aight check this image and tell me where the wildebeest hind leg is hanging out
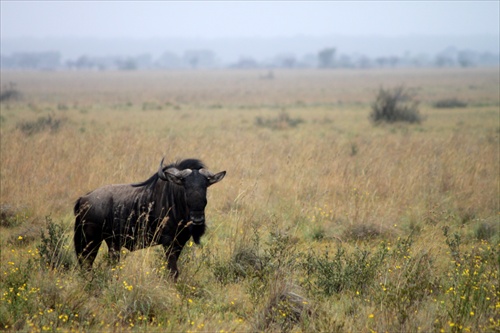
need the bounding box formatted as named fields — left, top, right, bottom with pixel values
left=104, top=236, right=121, bottom=264
left=76, top=223, right=103, bottom=270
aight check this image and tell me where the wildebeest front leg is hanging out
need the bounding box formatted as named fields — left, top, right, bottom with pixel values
left=163, top=243, right=183, bottom=281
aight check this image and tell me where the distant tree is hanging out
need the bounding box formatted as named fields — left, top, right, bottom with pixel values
left=157, top=52, right=182, bottom=68
left=300, top=53, right=318, bottom=68
left=183, top=50, right=216, bottom=69
left=274, top=54, right=297, bottom=68
left=117, top=58, right=137, bottom=70
left=73, top=55, right=94, bottom=69
left=337, top=54, right=354, bottom=68
left=370, top=86, right=422, bottom=124
left=1, top=52, right=61, bottom=69
left=318, top=48, right=336, bottom=68
left=186, top=55, right=199, bottom=68
left=282, top=56, right=296, bottom=68
left=458, top=51, right=475, bottom=67
left=134, top=54, right=153, bottom=69
left=357, top=56, right=372, bottom=69
left=435, top=55, right=455, bottom=67
left=232, top=57, right=259, bottom=69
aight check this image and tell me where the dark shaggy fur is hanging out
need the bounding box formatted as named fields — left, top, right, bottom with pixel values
left=74, top=158, right=224, bottom=279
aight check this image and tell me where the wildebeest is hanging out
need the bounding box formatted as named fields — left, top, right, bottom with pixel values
left=74, top=158, right=225, bottom=279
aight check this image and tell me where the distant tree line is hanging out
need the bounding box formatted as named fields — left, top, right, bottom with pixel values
left=1, top=51, right=62, bottom=70
left=1, top=47, right=498, bottom=70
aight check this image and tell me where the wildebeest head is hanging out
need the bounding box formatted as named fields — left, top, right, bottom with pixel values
left=157, top=158, right=225, bottom=243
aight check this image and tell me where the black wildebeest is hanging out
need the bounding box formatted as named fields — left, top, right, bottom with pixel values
left=74, top=158, right=225, bottom=279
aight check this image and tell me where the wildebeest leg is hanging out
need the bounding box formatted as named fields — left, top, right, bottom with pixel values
left=163, top=243, right=183, bottom=281
left=76, top=222, right=103, bottom=270
left=104, top=236, right=121, bottom=264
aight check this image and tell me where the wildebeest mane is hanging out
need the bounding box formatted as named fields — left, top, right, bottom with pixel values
left=132, top=158, right=206, bottom=188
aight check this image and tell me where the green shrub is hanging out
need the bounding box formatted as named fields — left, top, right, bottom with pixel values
left=342, top=223, right=385, bottom=241
left=255, top=111, right=304, bottom=130
left=0, top=257, right=36, bottom=330
left=370, top=86, right=422, bottom=124
left=0, top=205, right=27, bottom=228
left=16, top=115, right=66, bottom=136
left=376, top=251, right=438, bottom=326
left=212, top=246, right=263, bottom=284
left=302, top=245, right=387, bottom=296
left=37, top=217, right=74, bottom=270
left=254, top=281, right=309, bottom=332
left=441, top=227, right=499, bottom=332
left=309, top=225, right=326, bottom=241
left=434, top=98, right=467, bottom=108
left=473, top=220, right=498, bottom=241
left=0, top=82, right=21, bottom=102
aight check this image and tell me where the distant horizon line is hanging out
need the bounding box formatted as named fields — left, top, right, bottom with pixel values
left=3, top=33, right=500, bottom=40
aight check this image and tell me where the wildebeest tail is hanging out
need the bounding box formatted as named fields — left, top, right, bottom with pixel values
left=74, top=197, right=85, bottom=216
left=73, top=197, right=85, bottom=257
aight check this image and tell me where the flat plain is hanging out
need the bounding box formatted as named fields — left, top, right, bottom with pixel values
left=1, top=68, right=499, bottom=332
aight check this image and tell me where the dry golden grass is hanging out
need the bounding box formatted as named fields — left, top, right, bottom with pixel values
left=1, top=68, right=499, bottom=332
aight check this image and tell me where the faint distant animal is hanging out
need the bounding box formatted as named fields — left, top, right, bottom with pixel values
left=73, top=158, right=226, bottom=279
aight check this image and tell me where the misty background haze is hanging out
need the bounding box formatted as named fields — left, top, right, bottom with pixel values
left=1, top=1, right=499, bottom=70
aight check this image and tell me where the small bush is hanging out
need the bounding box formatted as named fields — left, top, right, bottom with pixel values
left=474, top=220, right=498, bottom=241
left=255, top=111, right=304, bottom=130
left=309, top=226, right=326, bottom=241
left=212, top=246, right=263, bottom=284
left=343, top=223, right=385, bottom=241
left=1, top=257, right=36, bottom=328
left=254, top=281, right=309, bottom=332
left=142, top=101, right=162, bottom=111
left=0, top=204, right=26, bottom=228
left=37, top=217, right=73, bottom=270
left=370, top=86, right=422, bottom=124
left=0, top=82, right=21, bottom=102
left=434, top=98, right=467, bottom=108
left=302, top=245, right=387, bottom=296
left=16, top=114, right=66, bottom=136
left=376, top=251, right=438, bottom=326
left=441, top=228, right=499, bottom=332
left=57, top=103, right=69, bottom=111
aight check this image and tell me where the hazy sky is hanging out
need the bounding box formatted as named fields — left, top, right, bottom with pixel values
left=2, top=1, right=499, bottom=39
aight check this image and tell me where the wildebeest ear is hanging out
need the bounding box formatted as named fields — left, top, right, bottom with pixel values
left=211, top=171, right=226, bottom=186
left=200, top=169, right=226, bottom=186
left=164, top=168, right=193, bottom=185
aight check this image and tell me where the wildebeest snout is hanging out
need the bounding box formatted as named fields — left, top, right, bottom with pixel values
left=189, top=211, right=205, bottom=225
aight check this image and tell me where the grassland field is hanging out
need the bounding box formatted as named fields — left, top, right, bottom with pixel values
left=0, top=68, right=499, bottom=332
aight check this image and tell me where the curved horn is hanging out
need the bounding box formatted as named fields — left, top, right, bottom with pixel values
left=158, top=157, right=169, bottom=181
left=199, top=168, right=214, bottom=178
left=163, top=168, right=192, bottom=185
left=168, top=168, right=193, bottom=179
